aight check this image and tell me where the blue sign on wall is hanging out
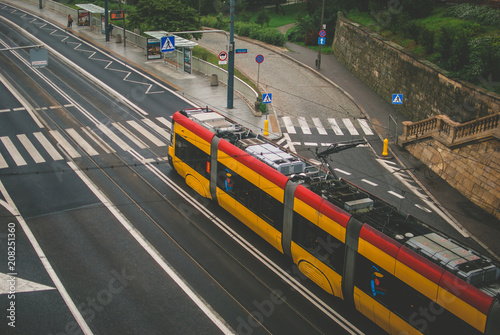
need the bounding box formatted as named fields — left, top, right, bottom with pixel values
left=392, top=94, right=403, bottom=104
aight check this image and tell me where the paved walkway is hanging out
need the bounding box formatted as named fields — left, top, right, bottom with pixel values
left=4, top=0, right=500, bottom=259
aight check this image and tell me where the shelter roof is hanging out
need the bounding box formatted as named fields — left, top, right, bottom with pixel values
left=144, top=31, right=198, bottom=48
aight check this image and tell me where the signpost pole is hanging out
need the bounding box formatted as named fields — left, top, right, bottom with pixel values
left=316, top=0, right=325, bottom=70
left=227, top=0, right=235, bottom=109
left=257, top=63, right=260, bottom=91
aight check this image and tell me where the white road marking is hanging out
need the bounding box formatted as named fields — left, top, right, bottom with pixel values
left=312, top=118, right=327, bottom=135
left=298, top=117, right=311, bottom=135
left=376, top=158, right=469, bottom=237
left=33, top=132, right=64, bottom=161
left=334, top=168, right=351, bottom=176
left=0, top=109, right=10, bottom=113
left=67, top=160, right=234, bottom=335
left=0, top=180, right=94, bottom=335
left=17, top=134, right=45, bottom=163
left=0, top=152, right=8, bottom=169
left=342, top=118, right=359, bottom=135
left=97, top=124, right=131, bottom=151
left=304, top=142, right=318, bottom=146
left=328, top=118, right=343, bottom=135
left=388, top=190, right=405, bottom=199
left=415, top=204, right=432, bottom=213
left=361, top=179, right=378, bottom=187
left=0, top=272, right=55, bottom=294
left=141, top=118, right=171, bottom=142
left=358, top=119, right=374, bottom=135
left=127, top=120, right=165, bottom=147
left=0, top=71, right=44, bottom=128
left=0, top=136, right=27, bottom=166
left=282, top=116, right=296, bottom=134
left=49, top=130, right=81, bottom=158
left=283, top=133, right=296, bottom=153
left=156, top=117, right=172, bottom=130
left=113, top=122, right=149, bottom=149
left=66, top=128, right=99, bottom=156
left=82, top=127, right=114, bottom=154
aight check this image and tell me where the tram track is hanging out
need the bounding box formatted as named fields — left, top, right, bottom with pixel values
left=0, top=11, right=366, bottom=334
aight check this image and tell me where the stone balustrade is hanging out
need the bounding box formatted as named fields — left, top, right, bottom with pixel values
left=400, top=113, right=500, bottom=147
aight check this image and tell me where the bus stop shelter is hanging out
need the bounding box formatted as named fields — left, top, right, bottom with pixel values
left=75, top=4, right=104, bottom=31
left=144, top=31, right=198, bottom=74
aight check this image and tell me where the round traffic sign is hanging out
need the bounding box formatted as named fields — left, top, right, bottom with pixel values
left=255, top=54, right=264, bottom=64
left=218, top=51, right=228, bottom=61
left=319, top=30, right=326, bottom=37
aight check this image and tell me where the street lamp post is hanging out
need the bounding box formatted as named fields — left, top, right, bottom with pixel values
left=227, top=0, right=235, bottom=109
left=105, top=0, right=109, bottom=42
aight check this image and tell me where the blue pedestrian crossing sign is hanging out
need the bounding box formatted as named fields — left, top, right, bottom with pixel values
left=262, top=93, right=272, bottom=104
left=392, top=94, right=403, bottom=104
left=318, top=37, right=326, bottom=45
left=160, top=36, right=175, bottom=53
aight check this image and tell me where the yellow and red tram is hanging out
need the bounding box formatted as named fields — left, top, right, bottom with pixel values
left=168, top=108, right=500, bottom=335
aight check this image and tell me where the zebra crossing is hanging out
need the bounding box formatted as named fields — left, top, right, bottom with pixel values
left=0, top=117, right=172, bottom=170
left=280, top=116, right=374, bottom=136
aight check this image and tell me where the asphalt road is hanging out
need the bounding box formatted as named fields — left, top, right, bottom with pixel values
left=0, top=5, right=384, bottom=335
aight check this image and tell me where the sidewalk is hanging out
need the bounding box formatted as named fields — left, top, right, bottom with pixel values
left=5, top=0, right=280, bottom=138
left=5, top=0, right=500, bottom=259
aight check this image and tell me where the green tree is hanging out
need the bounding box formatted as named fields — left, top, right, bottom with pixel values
left=128, top=0, right=201, bottom=36
left=256, top=9, right=270, bottom=26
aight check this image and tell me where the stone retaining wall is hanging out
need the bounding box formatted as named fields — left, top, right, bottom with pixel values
left=333, top=13, right=500, bottom=123
left=400, top=114, right=500, bottom=219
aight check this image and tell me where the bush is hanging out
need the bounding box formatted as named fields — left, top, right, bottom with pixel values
left=261, top=29, right=286, bottom=46
left=462, top=37, right=500, bottom=82
left=444, top=4, right=500, bottom=26
left=401, top=0, right=434, bottom=19
left=420, top=29, right=435, bottom=54
left=256, top=9, right=270, bottom=27
left=448, top=29, right=470, bottom=71
left=249, top=25, right=262, bottom=40
left=238, top=11, right=252, bottom=23
left=437, top=26, right=454, bottom=62
left=287, top=25, right=304, bottom=43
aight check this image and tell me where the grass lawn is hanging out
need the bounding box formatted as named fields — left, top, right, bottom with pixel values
left=248, top=2, right=307, bottom=28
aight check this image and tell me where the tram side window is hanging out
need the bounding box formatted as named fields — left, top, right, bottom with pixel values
left=260, top=192, right=283, bottom=231
left=217, top=163, right=283, bottom=231
left=354, top=254, right=393, bottom=309
left=217, top=163, right=259, bottom=213
left=175, top=134, right=210, bottom=179
left=354, top=254, right=480, bottom=334
left=292, top=212, right=345, bottom=273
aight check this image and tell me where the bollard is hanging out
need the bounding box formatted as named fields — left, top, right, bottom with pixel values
left=264, top=119, right=269, bottom=136
left=210, top=74, right=218, bottom=86
left=382, top=138, right=389, bottom=157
